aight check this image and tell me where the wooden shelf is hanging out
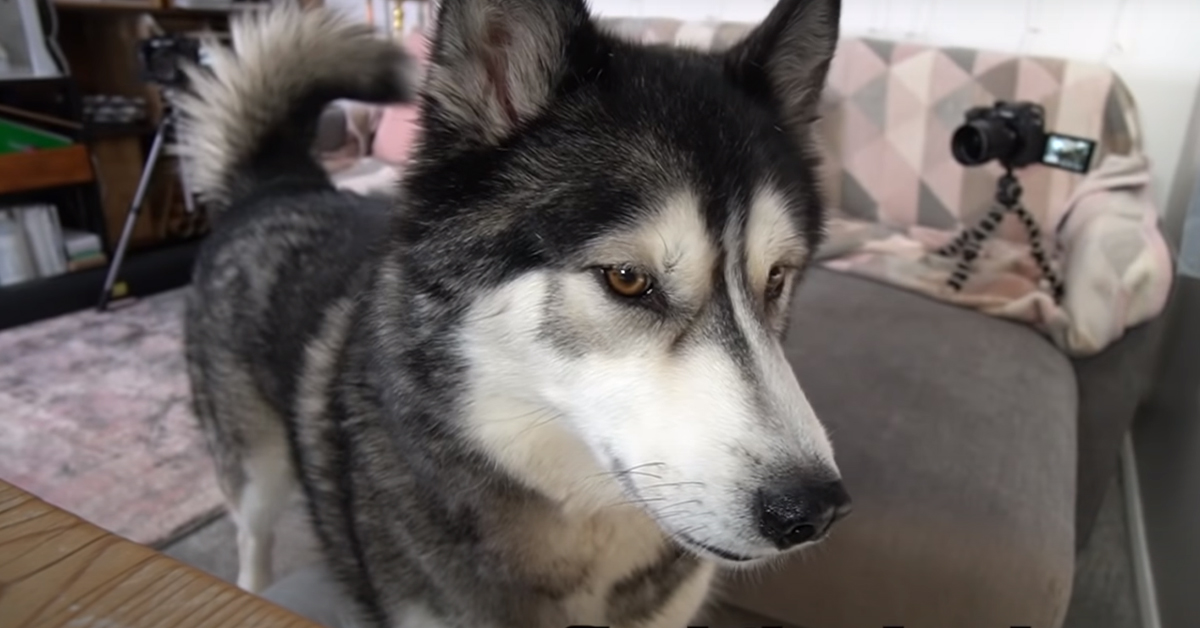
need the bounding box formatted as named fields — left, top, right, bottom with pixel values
left=0, top=145, right=94, bottom=196
left=52, top=0, right=259, bottom=14
left=0, top=237, right=200, bottom=330
left=54, top=0, right=164, bottom=9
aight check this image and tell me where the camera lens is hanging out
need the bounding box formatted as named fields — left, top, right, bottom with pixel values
left=951, top=119, right=1015, bottom=167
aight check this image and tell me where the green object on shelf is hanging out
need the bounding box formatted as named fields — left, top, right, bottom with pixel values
left=0, top=117, right=72, bottom=155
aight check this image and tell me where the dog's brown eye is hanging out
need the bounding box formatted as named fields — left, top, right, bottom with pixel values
left=765, top=265, right=786, bottom=300
left=604, top=266, right=652, bottom=298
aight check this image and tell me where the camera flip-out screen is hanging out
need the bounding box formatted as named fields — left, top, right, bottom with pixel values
left=1041, top=133, right=1096, bottom=174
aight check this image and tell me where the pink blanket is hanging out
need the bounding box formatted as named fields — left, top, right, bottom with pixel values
left=817, top=153, right=1173, bottom=356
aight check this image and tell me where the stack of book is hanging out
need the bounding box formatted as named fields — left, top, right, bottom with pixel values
left=63, top=229, right=107, bottom=272
left=0, top=204, right=107, bottom=287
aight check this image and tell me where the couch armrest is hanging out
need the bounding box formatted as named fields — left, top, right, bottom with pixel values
left=315, top=106, right=350, bottom=155
left=315, top=100, right=388, bottom=160
left=1071, top=289, right=1170, bottom=548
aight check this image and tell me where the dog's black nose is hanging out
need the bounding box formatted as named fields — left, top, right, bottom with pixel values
left=756, top=478, right=852, bottom=550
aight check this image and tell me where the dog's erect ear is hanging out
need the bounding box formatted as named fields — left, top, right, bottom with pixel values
left=725, top=0, right=840, bottom=134
left=422, top=0, right=591, bottom=146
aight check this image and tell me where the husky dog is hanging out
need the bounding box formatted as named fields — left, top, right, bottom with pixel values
left=180, top=0, right=849, bottom=626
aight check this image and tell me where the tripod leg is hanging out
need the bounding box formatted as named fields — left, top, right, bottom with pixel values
left=178, top=150, right=197, bottom=215
left=937, top=232, right=969, bottom=257
left=98, top=119, right=169, bottom=310
left=944, top=206, right=1005, bottom=291
left=937, top=226, right=974, bottom=257
left=940, top=172, right=1017, bottom=259
left=1012, top=204, right=1065, bottom=301
left=938, top=202, right=1006, bottom=257
left=947, top=230, right=984, bottom=291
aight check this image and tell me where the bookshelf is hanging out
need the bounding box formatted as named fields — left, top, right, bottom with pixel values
left=53, top=0, right=168, bottom=10
left=51, top=0, right=268, bottom=15
left=1, top=0, right=364, bottom=328
left=0, top=72, right=116, bottom=326
left=0, top=0, right=271, bottom=328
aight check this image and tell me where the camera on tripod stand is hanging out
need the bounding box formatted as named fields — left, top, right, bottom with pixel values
left=937, top=100, right=1100, bottom=301
left=98, top=33, right=209, bottom=310
left=136, top=34, right=204, bottom=89
left=950, top=100, right=1096, bottom=174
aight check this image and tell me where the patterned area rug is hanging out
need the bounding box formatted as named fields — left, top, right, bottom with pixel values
left=0, top=289, right=224, bottom=547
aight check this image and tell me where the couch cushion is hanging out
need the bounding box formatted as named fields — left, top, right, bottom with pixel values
left=330, top=158, right=400, bottom=197
left=370, top=31, right=430, bottom=166
left=721, top=268, right=1077, bottom=628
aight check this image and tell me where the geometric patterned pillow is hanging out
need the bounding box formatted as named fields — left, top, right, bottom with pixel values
left=816, top=37, right=1143, bottom=242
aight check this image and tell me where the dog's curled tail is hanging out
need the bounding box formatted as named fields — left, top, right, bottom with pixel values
left=176, top=5, right=417, bottom=212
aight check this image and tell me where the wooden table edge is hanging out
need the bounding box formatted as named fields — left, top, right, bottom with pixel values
left=0, top=480, right=324, bottom=628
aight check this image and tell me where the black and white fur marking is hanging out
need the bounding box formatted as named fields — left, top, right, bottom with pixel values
left=180, top=1, right=848, bottom=627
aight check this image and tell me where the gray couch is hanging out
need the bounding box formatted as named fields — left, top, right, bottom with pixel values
left=718, top=267, right=1165, bottom=628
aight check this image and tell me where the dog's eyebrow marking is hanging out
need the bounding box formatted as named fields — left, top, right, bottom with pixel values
left=744, top=186, right=806, bottom=288
left=590, top=190, right=717, bottom=306
left=659, top=226, right=681, bottom=275
left=642, top=192, right=717, bottom=305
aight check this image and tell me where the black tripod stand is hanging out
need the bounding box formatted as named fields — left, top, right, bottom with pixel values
left=97, top=94, right=196, bottom=310
left=936, top=167, right=1065, bottom=302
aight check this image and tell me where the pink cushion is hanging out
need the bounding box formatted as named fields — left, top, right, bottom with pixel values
left=372, top=105, right=421, bottom=165
left=371, top=32, right=430, bottom=166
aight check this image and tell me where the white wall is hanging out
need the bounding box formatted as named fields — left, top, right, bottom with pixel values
left=323, top=0, right=401, bottom=34
left=589, top=0, right=1200, bottom=222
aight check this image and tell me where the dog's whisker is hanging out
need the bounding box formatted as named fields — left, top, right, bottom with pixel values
left=652, top=508, right=706, bottom=521
left=596, top=462, right=667, bottom=482
left=579, top=462, right=668, bottom=490
left=618, top=471, right=664, bottom=480
left=638, top=480, right=707, bottom=491
left=651, top=499, right=704, bottom=515
left=502, top=424, right=561, bottom=454
left=598, top=495, right=669, bottom=511
left=619, top=461, right=668, bottom=471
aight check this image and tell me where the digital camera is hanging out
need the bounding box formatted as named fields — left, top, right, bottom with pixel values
left=950, top=100, right=1097, bottom=174
left=136, top=35, right=203, bottom=88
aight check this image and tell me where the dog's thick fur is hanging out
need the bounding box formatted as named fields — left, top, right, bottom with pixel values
left=180, top=1, right=846, bottom=626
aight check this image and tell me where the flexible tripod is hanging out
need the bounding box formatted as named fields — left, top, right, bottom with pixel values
left=97, top=93, right=196, bottom=310
left=936, top=167, right=1065, bottom=302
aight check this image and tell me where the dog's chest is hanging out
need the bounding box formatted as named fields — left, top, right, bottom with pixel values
left=504, top=505, right=714, bottom=627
